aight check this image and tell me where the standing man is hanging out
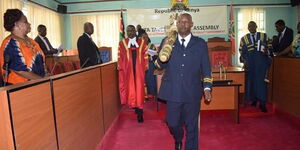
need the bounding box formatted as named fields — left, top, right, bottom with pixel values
left=239, top=21, right=271, bottom=113
left=77, top=22, right=102, bottom=68
left=118, top=25, right=148, bottom=123
left=136, top=24, right=146, bottom=37
left=155, top=13, right=212, bottom=150
left=34, top=24, right=58, bottom=56
left=272, top=19, right=294, bottom=56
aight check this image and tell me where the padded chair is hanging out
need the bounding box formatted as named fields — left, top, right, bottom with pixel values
left=98, top=47, right=112, bottom=63
left=48, top=62, right=63, bottom=75
left=73, top=61, right=81, bottom=70
left=63, top=62, right=75, bottom=72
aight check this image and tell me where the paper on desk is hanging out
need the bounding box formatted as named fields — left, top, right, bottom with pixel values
left=57, top=44, right=64, bottom=51
left=53, top=44, right=64, bottom=56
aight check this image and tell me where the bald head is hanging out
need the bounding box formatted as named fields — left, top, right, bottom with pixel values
left=84, top=22, right=94, bottom=35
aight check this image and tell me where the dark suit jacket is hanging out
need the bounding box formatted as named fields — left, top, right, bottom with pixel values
left=272, top=27, right=294, bottom=55
left=156, top=35, right=212, bottom=103
left=77, top=33, right=102, bottom=68
left=137, top=28, right=146, bottom=37
left=34, top=36, right=55, bottom=56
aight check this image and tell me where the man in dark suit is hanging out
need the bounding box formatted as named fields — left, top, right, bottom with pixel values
left=34, top=24, right=58, bottom=56
left=77, top=22, right=102, bottom=68
left=155, top=13, right=212, bottom=150
left=272, top=19, right=294, bottom=56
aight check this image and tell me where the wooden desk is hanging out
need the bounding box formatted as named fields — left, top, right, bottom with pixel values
left=52, top=68, right=104, bottom=150
left=201, top=83, right=241, bottom=123
left=0, top=79, right=57, bottom=150
left=212, top=67, right=244, bottom=93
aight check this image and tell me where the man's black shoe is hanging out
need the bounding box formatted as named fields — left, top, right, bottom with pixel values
left=175, top=141, right=182, bottom=150
left=251, top=101, right=257, bottom=107
left=260, top=105, right=268, bottom=113
left=137, top=114, right=144, bottom=123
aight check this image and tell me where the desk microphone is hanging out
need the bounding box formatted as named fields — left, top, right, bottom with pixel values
left=80, top=58, right=90, bottom=69
left=3, top=54, right=10, bottom=86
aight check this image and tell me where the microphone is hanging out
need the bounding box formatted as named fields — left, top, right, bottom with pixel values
left=3, top=54, right=10, bottom=86
left=50, top=61, right=57, bottom=75
left=80, top=58, right=90, bottom=68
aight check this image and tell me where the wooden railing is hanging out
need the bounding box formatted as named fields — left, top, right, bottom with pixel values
left=0, top=62, right=121, bottom=150
left=272, top=57, right=300, bottom=118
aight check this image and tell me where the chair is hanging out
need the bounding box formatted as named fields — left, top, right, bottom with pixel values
left=48, top=62, right=63, bottom=75
left=73, top=61, right=81, bottom=70
left=98, top=47, right=112, bottom=63
left=63, top=62, right=75, bottom=72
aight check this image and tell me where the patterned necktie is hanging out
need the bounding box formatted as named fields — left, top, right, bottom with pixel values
left=251, top=34, right=256, bottom=43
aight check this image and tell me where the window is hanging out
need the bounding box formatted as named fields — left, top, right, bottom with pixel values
left=71, top=13, right=120, bottom=61
left=23, top=3, right=63, bottom=48
left=0, top=0, right=63, bottom=49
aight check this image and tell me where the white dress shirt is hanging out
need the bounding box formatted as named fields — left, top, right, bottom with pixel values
left=177, top=33, right=192, bottom=48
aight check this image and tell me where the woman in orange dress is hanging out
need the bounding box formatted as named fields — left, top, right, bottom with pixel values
left=0, top=9, right=47, bottom=86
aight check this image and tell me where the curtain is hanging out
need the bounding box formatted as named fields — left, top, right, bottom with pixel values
left=71, top=13, right=120, bottom=61
left=23, top=3, right=64, bottom=48
left=0, top=0, right=63, bottom=48
left=0, top=0, right=23, bottom=42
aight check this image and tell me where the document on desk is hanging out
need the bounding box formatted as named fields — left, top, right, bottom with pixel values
left=54, top=44, right=64, bottom=56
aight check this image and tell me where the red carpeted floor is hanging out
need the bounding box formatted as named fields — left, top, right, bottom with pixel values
left=97, top=100, right=300, bottom=150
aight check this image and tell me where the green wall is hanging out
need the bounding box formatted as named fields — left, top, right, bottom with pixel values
left=61, top=0, right=291, bottom=12
left=31, top=0, right=58, bottom=10
left=32, top=0, right=297, bottom=51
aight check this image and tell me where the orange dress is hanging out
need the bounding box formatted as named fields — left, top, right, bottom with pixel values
left=0, top=35, right=46, bottom=84
left=118, top=38, right=148, bottom=109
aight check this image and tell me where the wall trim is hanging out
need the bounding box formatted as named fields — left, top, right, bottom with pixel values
left=60, top=0, right=130, bottom=5
left=28, top=0, right=57, bottom=12
left=66, top=3, right=291, bottom=14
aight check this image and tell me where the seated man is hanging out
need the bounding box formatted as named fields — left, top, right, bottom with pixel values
left=34, top=24, right=59, bottom=56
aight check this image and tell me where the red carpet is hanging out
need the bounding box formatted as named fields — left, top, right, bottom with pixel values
left=97, top=100, right=300, bottom=150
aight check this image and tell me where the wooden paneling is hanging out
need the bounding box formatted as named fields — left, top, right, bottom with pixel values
left=9, top=82, right=57, bottom=150
left=101, top=63, right=121, bottom=131
left=0, top=62, right=121, bottom=150
left=273, top=57, right=300, bottom=118
left=45, top=55, right=79, bottom=65
left=201, top=86, right=238, bottom=110
left=0, top=90, right=14, bottom=150
left=53, top=69, right=104, bottom=150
